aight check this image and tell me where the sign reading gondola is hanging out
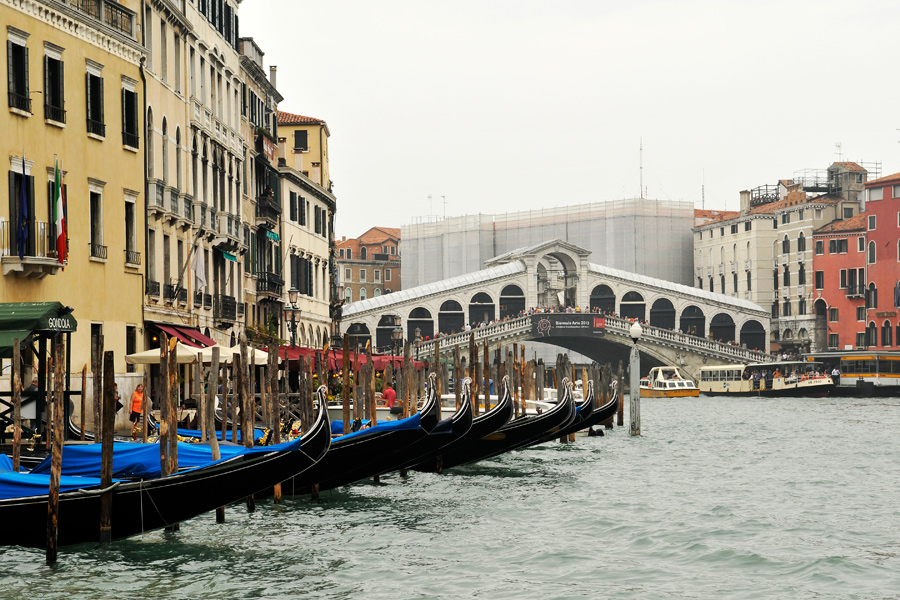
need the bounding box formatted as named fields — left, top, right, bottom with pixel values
left=531, top=314, right=605, bottom=338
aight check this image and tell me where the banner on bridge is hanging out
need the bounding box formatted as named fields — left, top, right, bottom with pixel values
left=531, top=314, right=605, bottom=338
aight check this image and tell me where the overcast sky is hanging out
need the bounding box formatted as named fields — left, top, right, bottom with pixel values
left=242, top=0, right=899, bottom=238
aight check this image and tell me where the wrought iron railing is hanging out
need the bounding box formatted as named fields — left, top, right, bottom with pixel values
left=177, top=288, right=187, bottom=304
left=124, top=249, right=141, bottom=265
left=8, top=92, right=31, bottom=113
left=44, top=104, right=66, bottom=123
left=203, top=293, right=212, bottom=309
left=90, top=243, right=108, bottom=259
left=164, top=283, right=177, bottom=300
left=257, top=271, right=284, bottom=295
left=194, top=291, right=203, bottom=307
left=146, top=280, right=160, bottom=296
left=87, top=118, right=106, bottom=137
left=72, top=0, right=135, bottom=39
left=123, top=130, right=139, bottom=148
left=214, top=294, right=237, bottom=321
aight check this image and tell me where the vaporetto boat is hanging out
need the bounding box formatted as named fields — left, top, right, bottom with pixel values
left=698, top=361, right=834, bottom=397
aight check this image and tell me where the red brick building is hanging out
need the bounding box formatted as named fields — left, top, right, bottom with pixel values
left=861, top=173, right=900, bottom=347
left=812, top=213, right=867, bottom=350
left=336, top=227, right=401, bottom=304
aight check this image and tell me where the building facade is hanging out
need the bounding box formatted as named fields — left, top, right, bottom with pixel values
left=693, top=162, right=866, bottom=352
left=860, top=173, right=900, bottom=348
left=276, top=110, right=331, bottom=192
left=1, top=0, right=146, bottom=373
left=337, top=227, right=401, bottom=304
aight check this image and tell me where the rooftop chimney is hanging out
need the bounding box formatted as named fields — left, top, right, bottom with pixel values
left=739, top=190, right=751, bottom=215
left=269, top=65, right=277, bottom=90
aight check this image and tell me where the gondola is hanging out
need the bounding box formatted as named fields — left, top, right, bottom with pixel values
left=279, top=380, right=442, bottom=495
left=412, top=376, right=514, bottom=473
left=523, top=378, right=619, bottom=447
left=367, top=373, right=474, bottom=477
left=0, top=397, right=331, bottom=548
left=427, top=376, right=577, bottom=471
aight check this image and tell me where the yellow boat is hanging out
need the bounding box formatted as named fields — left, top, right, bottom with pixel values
left=639, top=366, right=700, bottom=397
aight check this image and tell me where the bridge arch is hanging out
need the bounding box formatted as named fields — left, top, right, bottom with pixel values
left=649, top=298, right=676, bottom=330
left=408, top=307, right=434, bottom=342
left=620, top=291, right=646, bottom=321
left=469, top=292, right=495, bottom=325
left=536, top=250, right=579, bottom=308
left=439, top=300, right=465, bottom=335
left=375, top=314, right=400, bottom=350
left=346, top=322, right=371, bottom=348
left=710, top=313, right=735, bottom=343
left=499, top=285, right=525, bottom=318
left=680, top=305, right=705, bottom=337
left=740, top=319, right=766, bottom=351
left=590, top=284, right=616, bottom=314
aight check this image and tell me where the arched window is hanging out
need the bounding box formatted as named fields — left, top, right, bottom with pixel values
left=360, top=287, right=367, bottom=301
left=344, top=287, right=352, bottom=302
left=882, top=320, right=893, bottom=346
left=175, top=127, right=182, bottom=190
left=797, top=233, right=806, bottom=252
left=146, top=108, right=154, bottom=178
left=360, top=247, right=367, bottom=260
left=374, top=288, right=381, bottom=297
left=746, top=241, right=751, bottom=265
left=868, top=241, right=876, bottom=264
left=782, top=235, right=790, bottom=255
left=161, top=118, right=168, bottom=184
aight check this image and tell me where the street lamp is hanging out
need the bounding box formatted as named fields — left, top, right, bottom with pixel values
left=629, top=321, right=642, bottom=436
left=285, top=287, right=301, bottom=348
left=391, top=314, right=403, bottom=367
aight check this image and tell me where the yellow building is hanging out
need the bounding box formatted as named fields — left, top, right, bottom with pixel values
left=0, top=0, right=145, bottom=374
left=277, top=110, right=331, bottom=193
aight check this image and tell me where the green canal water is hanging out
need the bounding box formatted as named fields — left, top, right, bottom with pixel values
left=2, top=395, right=899, bottom=599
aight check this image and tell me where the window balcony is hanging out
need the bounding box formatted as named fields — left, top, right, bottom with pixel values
left=123, top=130, right=139, bottom=149
left=718, top=264, right=725, bottom=275
left=214, top=294, right=237, bottom=321
left=846, top=285, right=866, bottom=299
left=0, top=221, right=62, bottom=278
left=8, top=92, right=31, bottom=113
left=44, top=104, right=66, bottom=124
left=194, top=291, right=203, bottom=307
left=146, top=279, right=160, bottom=296
left=257, top=270, right=284, bottom=297
left=203, top=293, right=212, bottom=309
left=72, top=0, right=136, bottom=40
left=124, top=249, right=141, bottom=266
left=744, top=259, right=752, bottom=271
left=89, top=243, right=107, bottom=259
left=86, top=118, right=106, bottom=137
left=255, top=194, right=281, bottom=227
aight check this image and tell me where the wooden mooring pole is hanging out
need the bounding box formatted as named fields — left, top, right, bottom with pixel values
left=12, top=339, right=22, bottom=472
left=99, top=350, right=116, bottom=545
left=46, top=336, right=65, bottom=565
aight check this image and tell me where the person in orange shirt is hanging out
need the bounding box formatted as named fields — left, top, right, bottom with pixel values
left=130, top=383, right=145, bottom=440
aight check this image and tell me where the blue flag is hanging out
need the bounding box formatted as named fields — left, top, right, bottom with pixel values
left=16, top=159, right=27, bottom=260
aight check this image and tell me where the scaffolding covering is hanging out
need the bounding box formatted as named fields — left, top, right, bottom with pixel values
left=401, top=198, right=695, bottom=288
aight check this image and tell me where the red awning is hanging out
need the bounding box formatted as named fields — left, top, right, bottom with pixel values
left=174, top=326, right=217, bottom=348
left=279, top=346, right=427, bottom=370
left=156, top=324, right=203, bottom=348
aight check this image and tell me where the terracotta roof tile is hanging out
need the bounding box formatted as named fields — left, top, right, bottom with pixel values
left=814, top=212, right=867, bottom=234
left=831, top=161, right=867, bottom=172
left=276, top=110, right=326, bottom=126
left=864, top=172, right=900, bottom=187
left=694, top=209, right=740, bottom=225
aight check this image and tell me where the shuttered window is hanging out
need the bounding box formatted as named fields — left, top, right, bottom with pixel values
left=122, top=87, right=139, bottom=148
left=294, top=130, right=308, bottom=151
left=289, top=191, right=297, bottom=221
left=7, top=40, right=30, bottom=112
left=44, top=55, right=65, bottom=122
left=86, top=72, right=105, bottom=136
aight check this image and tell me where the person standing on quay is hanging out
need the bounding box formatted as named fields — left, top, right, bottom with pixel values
left=130, top=383, right=145, bottom=440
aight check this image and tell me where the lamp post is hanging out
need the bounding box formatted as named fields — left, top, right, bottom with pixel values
left=390, top=315, right=402, bottom=366
left=629, top=321, right=643, bottom=436
left=285, top=287, right=301, bottom=348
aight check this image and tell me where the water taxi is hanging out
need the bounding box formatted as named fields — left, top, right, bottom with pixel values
left=639, top=366, right=699, bottom=397
left=698, top=361, right=834, bottom=397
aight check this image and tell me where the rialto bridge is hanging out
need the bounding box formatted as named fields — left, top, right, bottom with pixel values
left=340, top=240, right=773, bottom=375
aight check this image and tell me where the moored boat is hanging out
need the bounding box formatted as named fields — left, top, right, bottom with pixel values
left=0, top=398, right=331, bottom=548
left=640, top=366, right=700, bottom=398
left=698, top=361, right=834, bottom=397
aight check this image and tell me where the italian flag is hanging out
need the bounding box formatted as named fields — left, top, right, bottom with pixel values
left=52, top=159, right=67, bottom=265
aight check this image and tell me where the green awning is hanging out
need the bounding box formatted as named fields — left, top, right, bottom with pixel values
left=0, top=302, right=77, bottom=333
left=223, top=251, right=237, bottom=262
left=0, top=330, right=32, bottom=360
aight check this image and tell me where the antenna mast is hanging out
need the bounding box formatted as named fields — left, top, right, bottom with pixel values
left=639, top=137, right=644, bottom=199
left=702, top=169, right=706, bottom=211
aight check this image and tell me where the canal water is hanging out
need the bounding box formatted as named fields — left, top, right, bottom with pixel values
left=2, top=395, right=899, bottom=600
